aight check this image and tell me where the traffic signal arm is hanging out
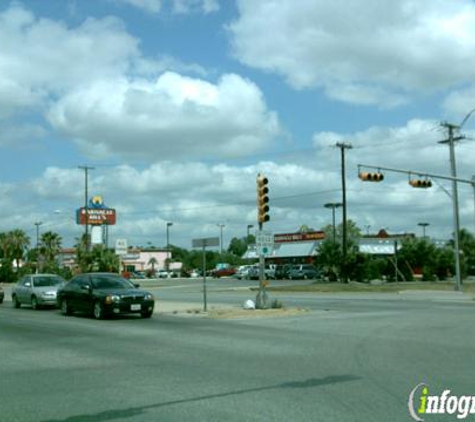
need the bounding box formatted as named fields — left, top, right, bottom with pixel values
left=359, top=172, right=384, bottom=182
left=409, top=179, right=432, bottom=188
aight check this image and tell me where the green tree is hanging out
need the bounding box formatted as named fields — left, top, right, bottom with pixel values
left=91, top=245, right=120, bottom=272
left=227, top=237, right=248, bottom=257
left=9, top=229, right=30, bottom=271
left=39, top=231, right=62, bottom=272
left=148, top=257, right=158, bottom=274
left=397, top=237, right=443, bottom=281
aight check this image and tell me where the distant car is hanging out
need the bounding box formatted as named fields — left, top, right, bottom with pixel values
left=57, top=272, right=155, bottom=319
left=130, top=271, right=147, bottom=279
left=157, top=270, right=174, bottom=278
left=12, top=274, right=66, bottom=309
left=288, top=265, right=322, bottom=280
left=235, top=265, right=253, bottom=280
left=274, top=264, right=292, bottom=280
left=211, top=267, right=237, bottom=278
left=0, top=285, right=4, bottom=304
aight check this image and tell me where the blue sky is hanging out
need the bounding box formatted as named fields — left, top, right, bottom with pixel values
left=1, top=0, right=475, bottom=249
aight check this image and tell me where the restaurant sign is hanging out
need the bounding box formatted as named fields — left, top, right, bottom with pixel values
left=274, top=231, right=325, bottom=243
left=76, top=196, right=116, bottom=226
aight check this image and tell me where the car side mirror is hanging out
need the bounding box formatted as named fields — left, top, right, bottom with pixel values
left=81, top=285, right=91, bottom=291
left=25, top=282, right=31, bottom=287
left=134, top=283, right=140, bottom=288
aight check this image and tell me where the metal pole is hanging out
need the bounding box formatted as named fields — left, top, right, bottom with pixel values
left=337, top=143, right=352, bottom=283
left=202, top=245, right=207, bottom=312
left=255, top=222, right=268, bottom=309
left=440, top=124, right=462, bottom=291
left=247, top=224, right=253, bottom=238
left=217, top=224, right=225, bottom=254
left=331, top=207, right=336, bottom=243
left=394, top=240, right=398, bottom=282
left=166, top=222, right=173, bottom=273
left=79, top=166, right=94, bottom=252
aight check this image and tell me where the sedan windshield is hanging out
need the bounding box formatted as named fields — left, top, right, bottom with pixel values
left=33, top=277, right=64, bottom=287
left=91, top=276, right=134, bottom=290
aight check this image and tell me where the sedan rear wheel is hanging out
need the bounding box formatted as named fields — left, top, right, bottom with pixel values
left=93, top=301, right=105, bottom=320
left=60, top=299, right=72, bottom=316
left=12, top=295, right=21, bottom=309
left=31, top=296, right=39, bottom=310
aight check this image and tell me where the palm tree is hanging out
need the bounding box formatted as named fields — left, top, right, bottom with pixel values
left=91, top=245, right=119, bottom=272
left=39, top=231, right=62, bottom=272
left=148, top=257, right=158, bottom=275
left=9, top=229, right=30, bottom=271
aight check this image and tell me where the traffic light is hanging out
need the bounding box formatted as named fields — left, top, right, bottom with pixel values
left=256, top=174, right=270, bottom=224
left=358, top=172, right=384, bottom=182
left=409, top=179, right=432, bottom=188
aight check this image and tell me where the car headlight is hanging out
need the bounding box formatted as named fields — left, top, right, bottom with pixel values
left=105, top=295, right=121, bottom=304
left=144, top=294, right=154, bottom=301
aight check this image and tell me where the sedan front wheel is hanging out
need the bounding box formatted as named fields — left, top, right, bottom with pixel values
left=31, top=296, right=39, bottom=310
left=12, top=295, right=21, bottom=309
left=93, top=301, right=105, bottom=320
left=60, top=299, right=72, bottom=316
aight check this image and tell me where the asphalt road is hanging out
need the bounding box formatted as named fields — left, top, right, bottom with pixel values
left=1, top=284, right=475, bottom=422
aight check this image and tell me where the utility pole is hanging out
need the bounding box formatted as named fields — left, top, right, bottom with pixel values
left=78, top=165, right=95, bottom=252
left=439, top=123, right=464, bottom=291
left=336, top=142, right=352, bottom=283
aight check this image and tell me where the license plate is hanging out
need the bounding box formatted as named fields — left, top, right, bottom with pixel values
left=131, top=304, right=141, bottom=311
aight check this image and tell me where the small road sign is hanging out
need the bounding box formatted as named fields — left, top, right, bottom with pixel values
left=256, top=230, right=273, bottom=247
left=192, top=237, right=220, bottom=248
left=115, top=239, right=127, bottom=256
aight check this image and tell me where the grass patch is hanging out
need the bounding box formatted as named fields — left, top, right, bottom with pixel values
left=261, top=281, right=474, bottom=293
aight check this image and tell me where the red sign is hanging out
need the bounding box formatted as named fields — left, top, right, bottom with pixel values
left=77, top=208, right=116, bottom=225
left=274, top=231, right=325, bottom=243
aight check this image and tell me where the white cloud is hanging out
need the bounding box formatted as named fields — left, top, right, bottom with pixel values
left=114, top=0, right=219, bottom=14
left=4, top=116, right=475, bottom=246
left=172, top=0, right=219, bottom=14
left=114, top=0, right=162, bottom=14
left=47, top=72, right=281, bottom=160
left=0, top=3, right=139, bottom=117
left=312, top=119, right=475, bottom=235
left=228, top=0, right=475, bottom=106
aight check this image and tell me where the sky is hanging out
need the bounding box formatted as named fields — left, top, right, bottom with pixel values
left=1, top=0, right=475, bottom=250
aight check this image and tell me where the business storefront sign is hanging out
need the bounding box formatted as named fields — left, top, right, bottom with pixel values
left=274, top=231, right=325, bottom=243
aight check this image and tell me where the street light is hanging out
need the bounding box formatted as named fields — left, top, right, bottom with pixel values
left=166, top=222, right=173, bottom=273
left=364, top=224, right=371, bottom=236
left=217, top=224, right=225, bottom=254
left=418, top=222, right=429, bottom=238
left=324, top=203, right=342, bottom=243
left=247, top=224, right=254, bottom=238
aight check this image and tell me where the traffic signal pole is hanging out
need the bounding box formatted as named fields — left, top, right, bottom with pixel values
left=256, top=174, right=270, bottom=309
left=358, top=162, right=473, bottom=292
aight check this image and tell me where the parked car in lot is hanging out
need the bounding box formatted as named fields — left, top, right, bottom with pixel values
left=287, top=265, right=322, bottom=280
left=57, top=272, right=155, bottom=319
left=235, top=265, right=253, bottom=280
left=274, top=264, right=292, bottom=280
left=211, top=267, right=237, bottom=278
left=12, top=274, right=66, bottom=309
left=0, top=285, right=4, bottom=304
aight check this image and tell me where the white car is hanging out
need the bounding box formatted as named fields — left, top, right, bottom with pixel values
left=12, top=274, right=66, bottom=309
